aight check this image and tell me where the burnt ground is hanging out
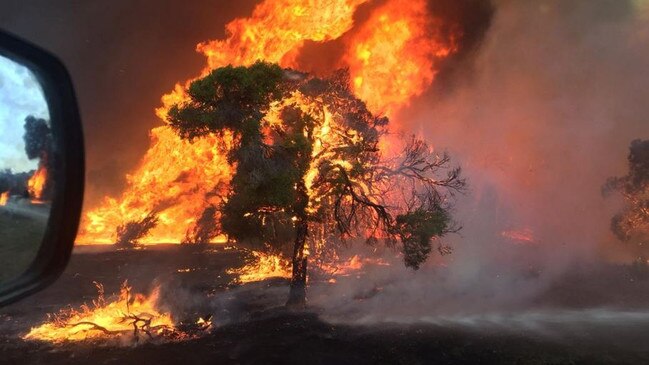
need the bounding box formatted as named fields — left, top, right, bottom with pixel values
left=2, top=245, right=649, bottom=365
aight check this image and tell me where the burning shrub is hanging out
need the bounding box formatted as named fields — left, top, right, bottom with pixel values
left=24, top=281, right=177, bottom=344
left=116, top=213, right=159, bottom=247
left=604, top=139, right=649, bottom=246
left=183, top=205, right=220, bottom=244
left=629, top=256, right=649, bottom=281
left=227, top=250, right=292, bottom=284
left=167, top=62, right=465, bottom=306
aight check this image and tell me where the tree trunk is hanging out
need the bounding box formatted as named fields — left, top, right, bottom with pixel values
left=286, top=217, right=308, bottom=307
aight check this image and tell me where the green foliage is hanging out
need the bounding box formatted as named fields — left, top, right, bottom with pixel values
left=394, top=207, right=450, bottom=269
left=220, top=109, right=315, bottom=247
left=168, top=61, right=285, bottom=141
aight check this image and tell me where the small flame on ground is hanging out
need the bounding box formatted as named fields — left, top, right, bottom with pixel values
left=227, top=251, right=390, bottom=284
left=24, top=281, right=176, bottom=343
left=227, top=251, right=292, bottom=284
left=0, top=192, right=8, bottom=206
left=319, top=254, right=390, bottom=277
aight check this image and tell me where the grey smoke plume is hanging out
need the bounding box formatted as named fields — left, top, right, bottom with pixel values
left=309, top=0, right=649, bottom=321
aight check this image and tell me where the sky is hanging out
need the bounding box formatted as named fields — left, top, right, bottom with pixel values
left=0, top=54, right=49, bottom=173
left=0, top=0, right=259, bottom=203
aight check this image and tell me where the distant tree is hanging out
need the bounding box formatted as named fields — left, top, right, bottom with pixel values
left=168, top=62, right=465, bottom=306
left=23, top=115, right=54, bottom=200
left=23, top=116, right=51, bottom=160
left=604, top=139, right=649, bottom=246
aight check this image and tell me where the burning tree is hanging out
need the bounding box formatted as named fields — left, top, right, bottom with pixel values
left=605, top=139, right=649, bottom=246
left=183, top=205, right=221, bottom=244
left=168, top=62, right=465, bottom=306
left=23, top=115, right=53, bottom=200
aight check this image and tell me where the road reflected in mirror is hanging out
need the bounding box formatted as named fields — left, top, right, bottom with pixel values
left=0, top=54, right=52, bottom=285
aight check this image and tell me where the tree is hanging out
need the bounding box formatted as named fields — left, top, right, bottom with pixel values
left=168, top=62, right=465, bottom=306
left=604, top=139, right=649, bottom=246
left=23, top=115, right=54, bottom=200
left=23, top=115, right=51, bottom=160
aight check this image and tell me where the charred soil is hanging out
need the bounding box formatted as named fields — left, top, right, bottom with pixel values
left=2, top=245, right=649, bottom=365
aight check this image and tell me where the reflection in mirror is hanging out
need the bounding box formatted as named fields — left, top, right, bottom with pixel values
left=0, top=54, right=52, bottom=286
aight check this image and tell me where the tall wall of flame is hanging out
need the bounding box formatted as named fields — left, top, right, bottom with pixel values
left=76, top=0, right=459, bottom=244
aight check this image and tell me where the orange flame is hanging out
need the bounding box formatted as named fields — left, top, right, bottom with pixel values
left=227, top=251, right=390, bottom=284
left=198, top=0, right=369, bottom=70
left=227, top=251, right=292, bottom=283
left=0, top=191, right=8, bottom=206
left=28, top=165, right=47, bottom=201
left=345, top=0, right=457, bottom=118
left=77, top=0, right=459, bottom=245
left=24, top=282, right=175, bottom=343
left=77, top=128, right=233, bottom=244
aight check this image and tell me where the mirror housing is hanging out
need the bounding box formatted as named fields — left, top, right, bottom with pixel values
left=0, top=30, right=84, bottom=306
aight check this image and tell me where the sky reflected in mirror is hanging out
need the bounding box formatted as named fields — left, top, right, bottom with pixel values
left=0, top=54, right=49, bottom=173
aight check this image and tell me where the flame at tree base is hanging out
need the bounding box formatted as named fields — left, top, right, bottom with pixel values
left=227, top=249, right=391, bottom=284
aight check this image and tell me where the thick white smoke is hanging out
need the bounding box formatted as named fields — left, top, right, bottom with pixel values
left=308, top=0, right=649, bottom=322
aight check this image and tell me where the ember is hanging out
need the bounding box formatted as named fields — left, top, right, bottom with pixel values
left=501, top=228, right=535, bottom=244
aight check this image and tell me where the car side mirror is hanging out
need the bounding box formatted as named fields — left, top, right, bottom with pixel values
left=0, top=30, right=84, bottom=306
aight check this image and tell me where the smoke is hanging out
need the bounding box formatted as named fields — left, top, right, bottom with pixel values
left=307, top=0, right=649, bottom=321
left=417, top=0, right=649, bottom=260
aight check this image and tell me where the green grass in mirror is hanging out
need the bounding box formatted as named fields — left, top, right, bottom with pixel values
left=0, top=207, right=48, bottom=283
